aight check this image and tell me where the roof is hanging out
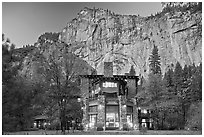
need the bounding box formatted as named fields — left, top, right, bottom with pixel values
left=80, top=75, right=139, bottom=80
left=34, top=115, right=48, bottom=120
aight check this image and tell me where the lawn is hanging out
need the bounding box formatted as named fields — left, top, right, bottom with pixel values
left=5, top=130, right=202, bottom=135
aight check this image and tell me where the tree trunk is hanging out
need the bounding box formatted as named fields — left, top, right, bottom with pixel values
left=59, top=101, right=65, bottom=135
left=182, top=104, right=186, bottom=129
left=61, top=108, right=66, bottom=134
left=163, top=111, right=166, bottom=129
left=161, top=113, right=164, bottom=129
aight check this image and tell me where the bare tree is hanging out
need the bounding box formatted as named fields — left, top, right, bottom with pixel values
left=33, top=39, right=92, bottom=134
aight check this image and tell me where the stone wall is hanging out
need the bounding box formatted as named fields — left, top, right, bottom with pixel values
left=82, top=98, right=89, bottom=131
left=80, top=77, right=89, bottom=98
left=133, top=99, right=139, bottom=130
left=97, top=95, right=105, bottom=129
left=118, top=95, right=127, bottom=130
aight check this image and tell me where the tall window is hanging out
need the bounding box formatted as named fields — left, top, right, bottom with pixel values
left=127, top=106, right=133, bottom=128
left=89, top=114, right=97, bottom=128
left=103, top=82, right=117, bottom=87
left=89, top=106, right=98, bottom=113
left=127, top=106, right=133, bottom=113
left=89, top=83, right=100, bottom=100
left=105, top=92, right=117, bottom=98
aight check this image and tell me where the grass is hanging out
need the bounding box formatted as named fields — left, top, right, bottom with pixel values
left=5, top=129, right=202, bottom=135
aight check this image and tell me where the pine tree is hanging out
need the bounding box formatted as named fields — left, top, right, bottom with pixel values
left=185, top=63, right=202, bottom=131
left=149, top=45, right=161, bottom=75
left=172, top=62, right=184, bottom=128
left=173, top=62, right=183, bottom=95
left=181, top=65, right=192, bottom=102
left=2, top=35, right=36, bottom=132
left=189, top=63, right=202, bottom=102
left=173, top=62, right=193, bottom=129
left=138, top=45, right=164, bottom=129
left=163, top=68, right=180, bottom=129
left=164, top=68, right=174, bottom=90
left=163, top=68, right=179, bottom=103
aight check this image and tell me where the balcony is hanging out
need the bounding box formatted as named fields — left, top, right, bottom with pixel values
left=106, top=97, right=118, bottom=101
left=106, top=97, right=118, bottom=105
left=89, top=97, right=98, bottom=101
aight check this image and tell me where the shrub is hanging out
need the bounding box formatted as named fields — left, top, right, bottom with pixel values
left=96, top=123, right=104, bottom=131
left=122, top=123, right=129, bottom=131
left=140, top=125, right=147, bottom=134
left=186, top=101, right=202, bottom=131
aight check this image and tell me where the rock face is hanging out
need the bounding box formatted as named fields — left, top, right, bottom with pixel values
left=18, top=41, right=94, bottom=84
left=59, top=3, right=202, bottom=79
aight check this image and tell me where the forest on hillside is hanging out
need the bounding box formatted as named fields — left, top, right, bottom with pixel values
left=137, top=45, right=202, bottom=130
left=2, top=33, right=85, bottom=132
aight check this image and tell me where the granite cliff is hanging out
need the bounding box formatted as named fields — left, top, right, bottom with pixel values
left=59, top=3, right=201, bottom=79
left=16, top=33, right=94, bottom=84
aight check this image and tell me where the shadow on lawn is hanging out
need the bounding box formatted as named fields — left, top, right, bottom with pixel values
left=5, top=130, right=202, bottom=135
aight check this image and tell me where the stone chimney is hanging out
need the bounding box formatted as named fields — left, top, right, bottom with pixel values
left=104, top=62, right=113, bottom=77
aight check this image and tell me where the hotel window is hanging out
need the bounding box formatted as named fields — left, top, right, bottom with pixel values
left=142, top=109, right=147, bottom=114
left=142, top=119, right=147, bottom=127
left=89, top=83, right=101, bottom=100
left=89, top=114, right=97, bottom=128
left=105, top=92, right=117, bottom=98
left=89, top=106, right=98, bottom=113
left=127, top=106, right=133, bottom=127
left=127, top=114, right=133, bottom=128
left=127, top=114, right=132, bottom=123
left=103, top=82, right=117, bottom=88
left=127, top=106, right=133, bottom=113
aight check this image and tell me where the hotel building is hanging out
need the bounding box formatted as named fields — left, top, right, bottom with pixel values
left=80, top=62, right=140, bottom=130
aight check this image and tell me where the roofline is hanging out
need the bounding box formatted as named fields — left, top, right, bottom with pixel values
left=79, top=75, right=139, bottom=80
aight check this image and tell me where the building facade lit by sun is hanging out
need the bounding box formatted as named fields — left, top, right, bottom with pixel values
left=80, top=62, right=140, bottom=130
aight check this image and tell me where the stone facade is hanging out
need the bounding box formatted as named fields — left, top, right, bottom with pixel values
left=97, top=95, right=105, bottom=129
left=82, top=98, right=89, bottom=130
left=118, top=95, right=127, bottom=130
left=132, top=101, right=139, bottom=130
left=81, top=75, right=139, bottom=130
left=80, top=63, right=139, bottom=131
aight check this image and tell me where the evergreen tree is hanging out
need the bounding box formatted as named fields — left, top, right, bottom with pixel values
left=185, top=63, right=202, bottom=131
left=189, top=63, right=202, bottom=102
left=149, top=45, right=161, bottom=75
left=162, top=68, right=182, bottom=129
left=164, top=68, right=174, bottom=94
left=173, top=62, right=183, bottom=95
left=172, top=62, right=185, bottom=129
left=2, top=35, right=36, bottom=132
left=173, top=62, right=194, bottom=129
left=137, top=45, right=164, bottom=129
left=181, top=65, right=192, bottom=102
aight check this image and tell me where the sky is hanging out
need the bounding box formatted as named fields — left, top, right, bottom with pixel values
left=2, top=2, right=162, bottom=48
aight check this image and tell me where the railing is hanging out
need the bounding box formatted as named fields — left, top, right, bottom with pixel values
left=105, top=97, right=118, bottom=102
left=89, top=96, right=98, bottom=101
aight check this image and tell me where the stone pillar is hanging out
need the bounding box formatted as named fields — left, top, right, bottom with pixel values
left=97, top=95, right=105, bottom=130
left=133, top=102, right=139, bottom=130
left=119, top=95, right=127, bottom=130
left=82, top=98, right=89, bottom=131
